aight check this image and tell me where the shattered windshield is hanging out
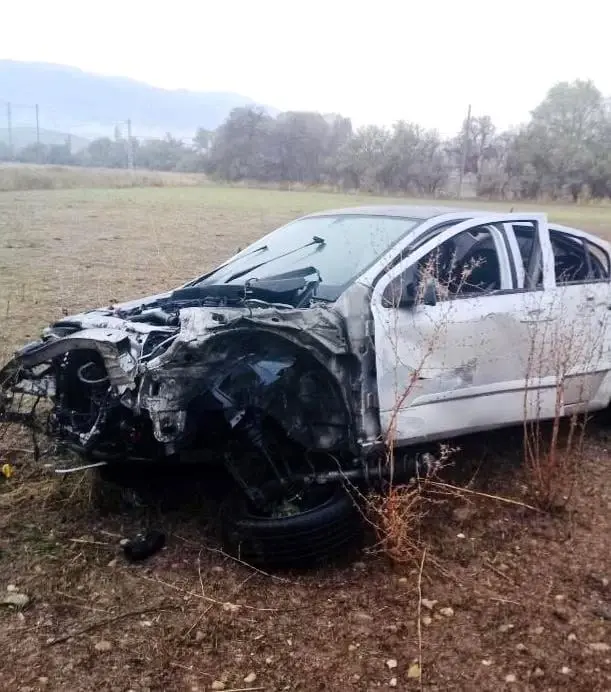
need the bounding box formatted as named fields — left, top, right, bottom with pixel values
left=197, top=214, right=421, bottom=300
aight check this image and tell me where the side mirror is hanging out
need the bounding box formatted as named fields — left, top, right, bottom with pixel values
left=422, top=278, right=437, bottom=306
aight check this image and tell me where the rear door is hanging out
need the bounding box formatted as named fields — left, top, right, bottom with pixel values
left=505, top=221, right=611, bottom=413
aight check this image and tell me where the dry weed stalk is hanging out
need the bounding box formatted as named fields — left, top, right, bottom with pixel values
left=362, top=248, right=480, bottom=566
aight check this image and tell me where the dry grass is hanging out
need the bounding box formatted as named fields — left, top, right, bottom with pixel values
left=0, top=163, right=211, bottom=192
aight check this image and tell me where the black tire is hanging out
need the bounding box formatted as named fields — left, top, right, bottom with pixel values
left=221, top=484, right=363, bottom=569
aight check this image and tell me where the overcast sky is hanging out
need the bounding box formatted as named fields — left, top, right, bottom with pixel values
left=3, top=0, right=609, bottom=136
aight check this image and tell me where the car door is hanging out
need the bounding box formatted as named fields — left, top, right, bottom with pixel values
left=505, top=220, right=611, bottom=413
left=371, top=213, right=554, bottom=446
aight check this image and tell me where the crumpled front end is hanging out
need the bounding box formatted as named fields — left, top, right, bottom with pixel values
left=0, top=301, right=368, bottom=472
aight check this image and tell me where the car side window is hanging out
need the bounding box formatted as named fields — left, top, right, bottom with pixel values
left=550, top=230, right=611, bottom=284
left=382, top=226, right=502, bottom=307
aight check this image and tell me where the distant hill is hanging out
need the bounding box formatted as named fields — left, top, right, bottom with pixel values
left=0, top=127, right=90, bottom=152
left=0, top=60, right=277, bottom=141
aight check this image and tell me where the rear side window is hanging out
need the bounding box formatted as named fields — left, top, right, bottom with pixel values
left=550, top=230, right=610, bottom=284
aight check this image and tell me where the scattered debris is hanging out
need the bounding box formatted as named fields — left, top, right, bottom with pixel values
left=504, top=674, right=517, bottom=683
left=421, top=598, right=437, bottom=610
left=243, top=672, right=257, bottom=683
left=122, top=531, right=166, bottom=562
left=389, top=677, right=398, bottom=687
left=211, top=682, right=225, bottom=691
left=499, top=623, right=514, bottom=633
left=560, top=666, right=571, bottom=675
left=386, top=659, right=398, bottom=670
left=440, top=607, right=454, bottom=617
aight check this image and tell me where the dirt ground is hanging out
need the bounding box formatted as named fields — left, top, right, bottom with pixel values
left=1, top=186, right=610, bottom=691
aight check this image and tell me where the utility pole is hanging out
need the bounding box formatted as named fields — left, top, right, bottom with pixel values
left=35, top=104, right=40, bottom=146
left=126, top=118, right=134, bottom=169
left=458, top=103, right=471, bottom=199
left=6, top=102, right=13, bottom=158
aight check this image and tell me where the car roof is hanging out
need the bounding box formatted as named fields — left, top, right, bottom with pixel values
left=303, top=204, right=482, bottom=220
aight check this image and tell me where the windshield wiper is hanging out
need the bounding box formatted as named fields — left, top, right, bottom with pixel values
left=186, top=244, right=269, bottom=286
left=222, top=236, right=326, bottom=284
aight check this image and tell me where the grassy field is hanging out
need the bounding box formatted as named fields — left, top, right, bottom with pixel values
left=1, top=185, right=610, bottom=691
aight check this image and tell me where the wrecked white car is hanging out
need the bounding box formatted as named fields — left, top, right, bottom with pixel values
left=2, top=206, right=610, bottom=565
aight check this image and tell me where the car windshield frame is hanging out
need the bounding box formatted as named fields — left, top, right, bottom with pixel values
left=193, top=213, right=424, bottom=302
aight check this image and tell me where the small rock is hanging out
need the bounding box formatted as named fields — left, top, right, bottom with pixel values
left=602, top=577, right=609, bottom=587
left=421, top=598, right=437, bottom=610
left=516, top=643, right=527, bottom=653
left=456, top=532, right=466, bottom=539
left=352, top=561, right=366, bottom=570
left=567, top=633, right=577, bottom=642
left=348, top=644, right=358, bottom=652
left=265, top=657, right=272, bottom=664
left=440, top=607, right=454, bottom=617
left=499, top=623, right=514, bottom=633
left=555, top=594, right=566, bottom=601
left=195, top=630, right=205, bottom=642
left=389, top=677, right=398, bottom=687
left=386, top=658, right=398, bottom=670
left=38, top=678, right=48, bottom=685
left=533, top=668, right=544, bottom=678
left=1, top=593, right=30, bottom=608
left=210, top=683, right=225, bottom=691
left=560, top=666, right=571, bottom=675
left=140, top=620, right=153, bottom=627
left=6, top=584, right=17, bottom=592
left=407, top=663, right=420, bottom=679
left=94, top=640, right=112, bottom=652
left=243, top=672, right=257, bottom=684
left=481, top=660, right=492, bottom=666
left=222, top=602, right=241, bottom=613
left=505, top=674, right=517, bottom=683
left=452, top=505, right=475, bottom=523
left=422, top=616, right=432, bottom=626
left=107, top=559, right=118, bottom=568
left=588, top=642, right=610, bottom=652
left=593, top=605, right=611, bottom=621
left=119, top=538, right=129, bottom=547
left=352, top=611, right=373, bottom=623
left=532, top=626, right=544, bottom=635
left=397, top=577, right=408, bottom=584
left=211, top=566, right=224, bottom=574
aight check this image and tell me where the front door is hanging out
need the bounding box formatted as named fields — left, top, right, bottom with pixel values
left=371, top=213, right=553, bottom=446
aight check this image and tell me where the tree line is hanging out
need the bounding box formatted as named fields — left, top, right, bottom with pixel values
left=2, top=79, right=611, bottom=201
